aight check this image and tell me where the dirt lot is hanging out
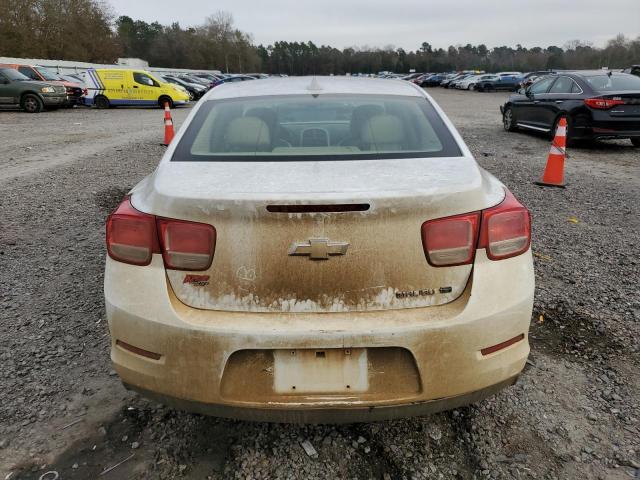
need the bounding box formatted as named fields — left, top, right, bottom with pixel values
left=0, top=90, right=638, bottom=480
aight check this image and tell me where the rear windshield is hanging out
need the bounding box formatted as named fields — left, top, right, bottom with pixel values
left=173, top=94, right=462, bottom=161
left=585, top=74, right=640, bottom=91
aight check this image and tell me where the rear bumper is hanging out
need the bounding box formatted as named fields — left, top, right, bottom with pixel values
left=105, top=249, right=534, bottom=422
left=575, top=116, right=640, bottom=139
left=124, top=375, right=520, bottom=423
left=590, top=126, right=640, bottom=139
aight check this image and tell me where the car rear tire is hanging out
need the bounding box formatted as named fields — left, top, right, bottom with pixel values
left=631, top=138, right=640, bottom=147
left=95, top=96, right=110, bottom=109
left=159, top=96, right=174, bottom=109
left=502, top=106, right=518, bottom=132
left=21, top=94, right=44, bottom=113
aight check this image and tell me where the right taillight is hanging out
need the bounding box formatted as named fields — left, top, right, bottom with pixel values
left=584, top=97, right=625, bottom=109
left=421, top=189, right=531, bottom=266
left=478, top=190, right=531, bottom=260
left=106, top=197, right=216, bottom=270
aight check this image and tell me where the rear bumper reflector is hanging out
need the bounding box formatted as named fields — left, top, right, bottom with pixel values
left=481, top=333, right=525, bottom=356
left=116, top=340, right=162, bottom=360
left=267, top=204, right=370, bottom=213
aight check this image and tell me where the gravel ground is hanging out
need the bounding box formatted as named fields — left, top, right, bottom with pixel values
left=0, top=91, right=638, bottom=480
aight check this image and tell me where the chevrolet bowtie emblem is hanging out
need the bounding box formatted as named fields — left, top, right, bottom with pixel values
left=288, top=238, right=350, bottom=260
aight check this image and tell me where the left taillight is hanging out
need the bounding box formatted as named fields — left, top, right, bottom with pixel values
left=106, top=197, right=216, bottom=270
left=106, top=197, right=159, bottom=266
left=421, top=212, right=481, bottom=267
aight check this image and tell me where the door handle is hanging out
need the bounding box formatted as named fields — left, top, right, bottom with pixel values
left=533, top=101, right=540, bottom=104
left=555, top=100, right=563, bottom=104
left=133, top=86, right=139, bottom=89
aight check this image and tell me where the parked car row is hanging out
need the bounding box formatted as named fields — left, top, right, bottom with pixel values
left=0, top=64, right=269, bottom=113
left=500, top=70, right=640, bottom=147
left=407, top=71, right=525, bottom=92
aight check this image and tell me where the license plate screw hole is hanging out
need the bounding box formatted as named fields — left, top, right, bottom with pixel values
left=346, top=385, right=351, bottom=389
left=344, top=349, right=351, bottom=355
left=316, top=351, right=326, bottom=358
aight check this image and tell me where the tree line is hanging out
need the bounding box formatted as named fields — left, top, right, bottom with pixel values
left=1, top=0, right=638, bottom=74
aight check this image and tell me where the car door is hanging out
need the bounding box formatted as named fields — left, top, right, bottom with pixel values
left=540, top=76, right=579, bottom=129
left=501, top=75, right=520, bottom=91
left=131, top=71, right=160, bottom=105
left=496, top=76, right=511, bottom=90
left=480, top=75, right=498, bottom=89
left=516, top=76, right=557, bottom=131
left=0, top=71, right=16, bottom=104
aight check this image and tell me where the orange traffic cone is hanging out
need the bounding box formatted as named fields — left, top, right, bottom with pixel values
left=163, top=102, right=175, bottom=146
left=535, top=117, right=567, bottom=188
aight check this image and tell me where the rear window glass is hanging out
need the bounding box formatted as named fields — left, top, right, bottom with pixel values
left=173, top=94, right=462, bottom=162
left=585, top=74, right=640, bottom=91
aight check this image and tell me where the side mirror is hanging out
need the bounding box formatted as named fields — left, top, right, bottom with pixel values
left=524, top=88, right=533, bottom=98
left=517, top=88, right=526, bottom=95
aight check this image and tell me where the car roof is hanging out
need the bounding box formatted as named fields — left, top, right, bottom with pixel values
left=560, top=70, right=629, bottom=77
left=205, top=76, right=424, bottom=100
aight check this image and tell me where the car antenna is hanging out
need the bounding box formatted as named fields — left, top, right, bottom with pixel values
left=307, top=77, right=322, bottom=97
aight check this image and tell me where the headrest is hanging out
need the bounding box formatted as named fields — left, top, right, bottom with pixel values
left=245, top=108, right=277, bottom=133
left=225, top=116, right=271, bottom=152
left=350, top=104, right=385, bottom=137
left=360, top=114, right=405, bottom=149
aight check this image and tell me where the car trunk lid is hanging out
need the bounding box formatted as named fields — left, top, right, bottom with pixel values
left=133, top=157, right=504, bottom=313
left=592, top=92, right=640, bottom=117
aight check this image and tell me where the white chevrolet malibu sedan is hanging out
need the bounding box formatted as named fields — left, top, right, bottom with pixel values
left=104, top=76, right=534, bottom=423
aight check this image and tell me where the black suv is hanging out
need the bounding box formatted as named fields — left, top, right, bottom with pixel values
left=500, top=71, right=640, bottom=146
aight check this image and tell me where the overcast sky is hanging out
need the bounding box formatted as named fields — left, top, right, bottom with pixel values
left=107, top=0, right=639, bottom=51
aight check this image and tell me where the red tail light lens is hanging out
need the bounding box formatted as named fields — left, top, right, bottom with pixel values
left=584, top=97, right=625, bottom=109
left=106, top=198, right=159, bottom=266
left=421, top=189, right=531, bottom=266
left=421, top=212, right=480, bottom=267
left=157, top=219, right=216, bottom=271
left=106, top=197, right=216, bottom=270
left=478, top=190, right=531, bottom=260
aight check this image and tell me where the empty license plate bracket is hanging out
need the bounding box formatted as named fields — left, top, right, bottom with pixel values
left=273, top=348, right=368, bottom=394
